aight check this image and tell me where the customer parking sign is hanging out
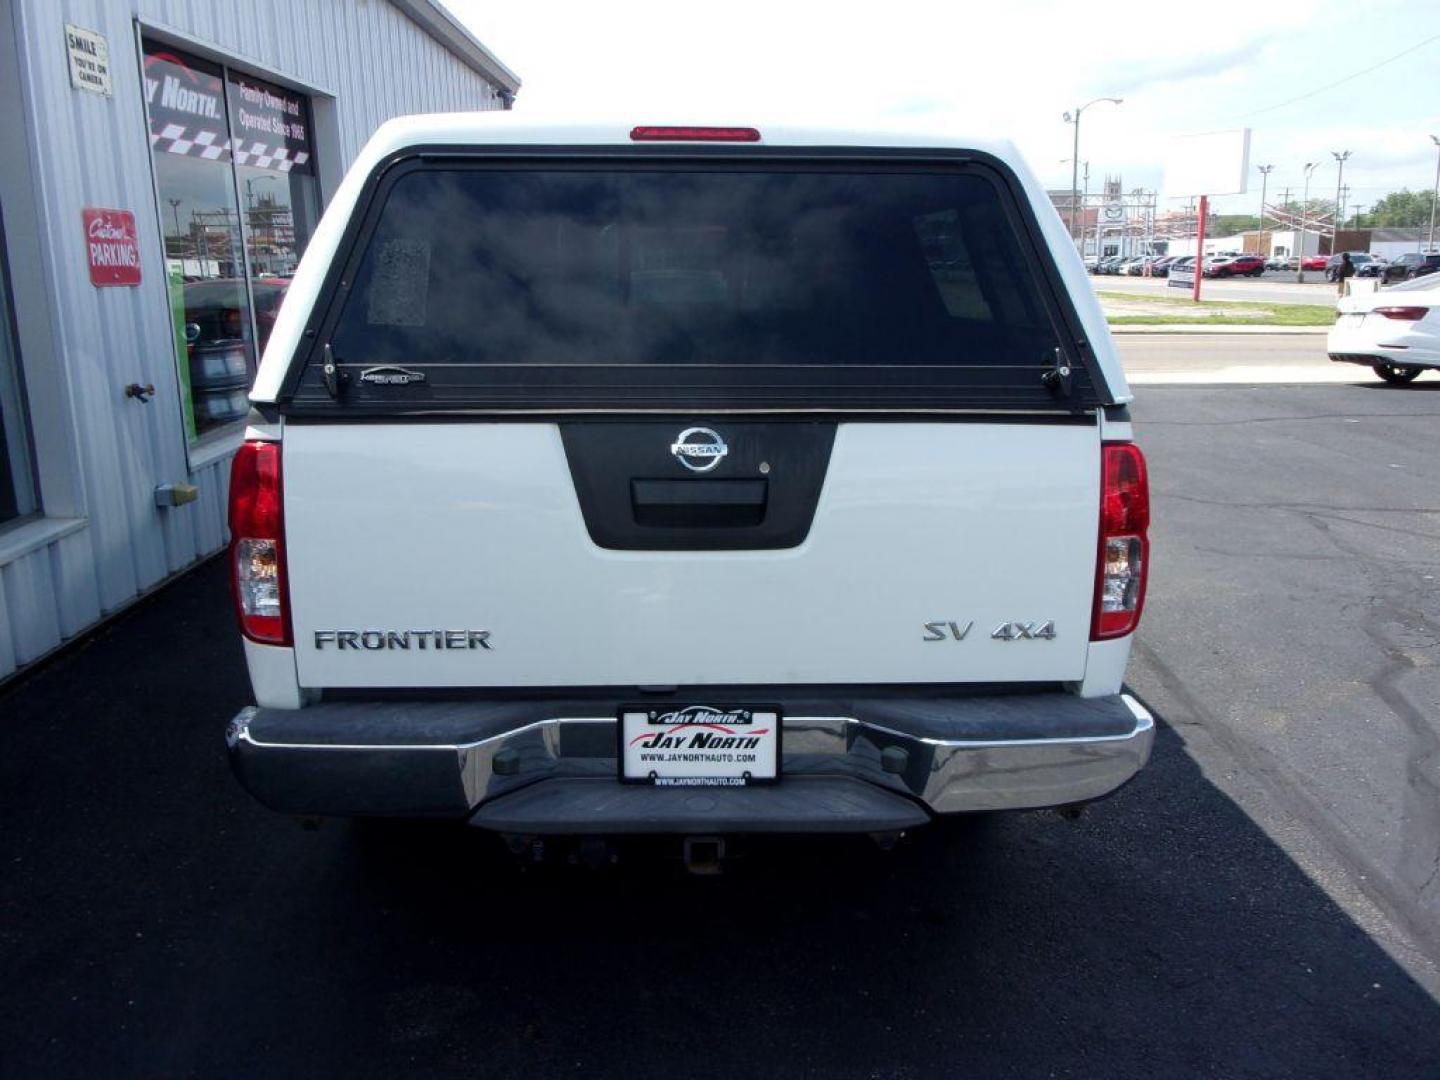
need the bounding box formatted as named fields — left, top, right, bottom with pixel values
left=82, top=208, right=141, bottom=287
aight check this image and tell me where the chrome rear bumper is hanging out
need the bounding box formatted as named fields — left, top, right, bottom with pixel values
left=227, top=691, right=1154, bottom=830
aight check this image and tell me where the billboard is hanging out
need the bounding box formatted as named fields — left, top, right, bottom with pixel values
left=1165, top=129, right=1251, bottom=197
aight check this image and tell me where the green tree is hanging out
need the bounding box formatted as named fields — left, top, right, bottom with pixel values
left=1363, top=189, right=1437, bottom=227
left=1213, top=213, right=1260, bottom=235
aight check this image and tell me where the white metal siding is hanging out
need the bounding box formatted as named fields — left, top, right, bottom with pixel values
left=0, top=0, right=507, bottom=680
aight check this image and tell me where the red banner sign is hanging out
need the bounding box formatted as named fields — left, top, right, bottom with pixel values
left=83, top=208, right=142, bottom=287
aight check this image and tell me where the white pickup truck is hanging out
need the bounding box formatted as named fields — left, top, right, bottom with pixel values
left=225, top=117, right=1153, bottom=853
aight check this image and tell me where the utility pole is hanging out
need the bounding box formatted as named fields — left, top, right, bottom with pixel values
left=1129, top=187, right=1143, bottom=264
left=1297, top=162, right=1318, bottom=282
left=1339, top=184, right=1350, bottom=231
left=1331, top=150, right=1350, bottom=250
left=1429, top=134, right=1440, bottom=252
left=1276, top=187, right=1292, bottom=260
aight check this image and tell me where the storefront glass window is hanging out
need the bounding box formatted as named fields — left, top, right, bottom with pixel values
left=0, top=211, right=37, bottom=526
left=142, top=42, right=320, bottom=441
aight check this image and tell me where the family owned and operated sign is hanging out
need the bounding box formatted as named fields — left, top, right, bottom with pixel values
left=82, top=209, right=141, bottom=287
left=227, top=74, right=313, bottom=164
left=142, top=47, right=314, bottom=173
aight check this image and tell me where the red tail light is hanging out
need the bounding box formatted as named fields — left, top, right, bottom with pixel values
left=630, top=126, right=761, bottom=142
left=1092, top=442, right=1150, bottom=641
left=228, top=440, right=291, bottom=645
left=1373, top=306, right=1428, bottom=321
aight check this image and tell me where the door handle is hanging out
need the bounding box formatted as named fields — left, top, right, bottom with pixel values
left=630, top=479, right=768, bottom=527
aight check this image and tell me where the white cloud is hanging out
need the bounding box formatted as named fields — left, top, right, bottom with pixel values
left=441, top=0, right=1440, bottom=212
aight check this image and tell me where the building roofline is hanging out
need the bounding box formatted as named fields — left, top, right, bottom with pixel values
left=392, top=0, right=522, bottom=95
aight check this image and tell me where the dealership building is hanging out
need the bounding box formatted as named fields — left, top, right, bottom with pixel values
left=0, top=0, right=518, bottom=681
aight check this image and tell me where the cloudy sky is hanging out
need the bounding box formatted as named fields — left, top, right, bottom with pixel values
left=444, top=0, right=1439, bottom=218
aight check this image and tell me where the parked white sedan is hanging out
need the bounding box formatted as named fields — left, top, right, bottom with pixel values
left=1328, top=277, right=1440, bottom=384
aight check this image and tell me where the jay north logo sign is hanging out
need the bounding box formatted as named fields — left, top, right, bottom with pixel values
left=628, top=706, right=770, bottom=751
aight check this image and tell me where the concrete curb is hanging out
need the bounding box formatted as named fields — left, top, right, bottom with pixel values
left=1109, top=324, right=1329, bottom=335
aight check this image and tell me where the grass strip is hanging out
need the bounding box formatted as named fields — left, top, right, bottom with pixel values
left=1097, top=291, right=1335, bottom=326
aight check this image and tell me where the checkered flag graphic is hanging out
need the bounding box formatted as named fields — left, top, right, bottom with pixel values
left=148, top=124, right=311, bottom=173
left=150, top=122, right=231, bottom=162
left=230, top=139, right=310, bottom=173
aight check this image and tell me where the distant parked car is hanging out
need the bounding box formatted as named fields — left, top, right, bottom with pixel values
left=1300, top=255, right=1327, bottom=272
left=1324, top=252, right=1380, bottom=282
left=1356, top=256, right=1389, bottom=278
left=1381, top=252, right=1440, bottom=283
left=1204, top=253, right=1265, bottom=278
left=1265, top=255, right=1289, bottom=271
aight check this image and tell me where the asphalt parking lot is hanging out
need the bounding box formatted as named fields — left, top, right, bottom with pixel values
left=3, top=380, right=1439, bottom=1078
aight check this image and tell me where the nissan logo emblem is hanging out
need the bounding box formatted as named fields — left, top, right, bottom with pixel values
left=671, top=427, right=728, bottom=472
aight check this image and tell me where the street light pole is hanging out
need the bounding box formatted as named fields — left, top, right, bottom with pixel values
left=1261, top=164, right=1272, bottom=254
left=1330, top=150, right=1350, bottom=250
left=1069, top=120, right=1080, bottom=240
left=166, top=198, right=182, bottom=244
left=1063, top=97, right=1122, bottom=241
left=1060, top=158, right=1090, bottom=256
left=1297, top=162, right=1317, bottom=283
left=1429, top=135, right=1440, bottom=252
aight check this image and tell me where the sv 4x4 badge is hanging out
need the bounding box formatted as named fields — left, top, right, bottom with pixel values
left=923, top=620, right=1057, bottom=641
left=992, top=621, right=1057, bottom=641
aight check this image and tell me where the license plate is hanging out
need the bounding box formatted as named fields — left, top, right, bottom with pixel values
left=1339, top=312, right=1365, bottom=326
left=620, top=705, right=780, bottom=786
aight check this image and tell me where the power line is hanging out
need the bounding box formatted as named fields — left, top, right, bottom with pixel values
left=1234, top=33, right=1440, bottom=120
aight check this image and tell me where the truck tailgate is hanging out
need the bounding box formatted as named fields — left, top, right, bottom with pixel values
left=282, top=420, right=1099, bottom=688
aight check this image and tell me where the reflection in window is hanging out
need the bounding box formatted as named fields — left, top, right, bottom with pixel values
left=153, top=150, right=252, bottom=437
left=238, top=166, right=319, bottom=353
left=142, top=42, right=320, bottom=440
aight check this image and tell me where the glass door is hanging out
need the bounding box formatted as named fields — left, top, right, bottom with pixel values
left=141, top=42, right=321, bottom=442
left=0, top=205, right=37, bottom=527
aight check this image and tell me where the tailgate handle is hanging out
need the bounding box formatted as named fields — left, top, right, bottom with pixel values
left=630, top=479, right=767, bottom=528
